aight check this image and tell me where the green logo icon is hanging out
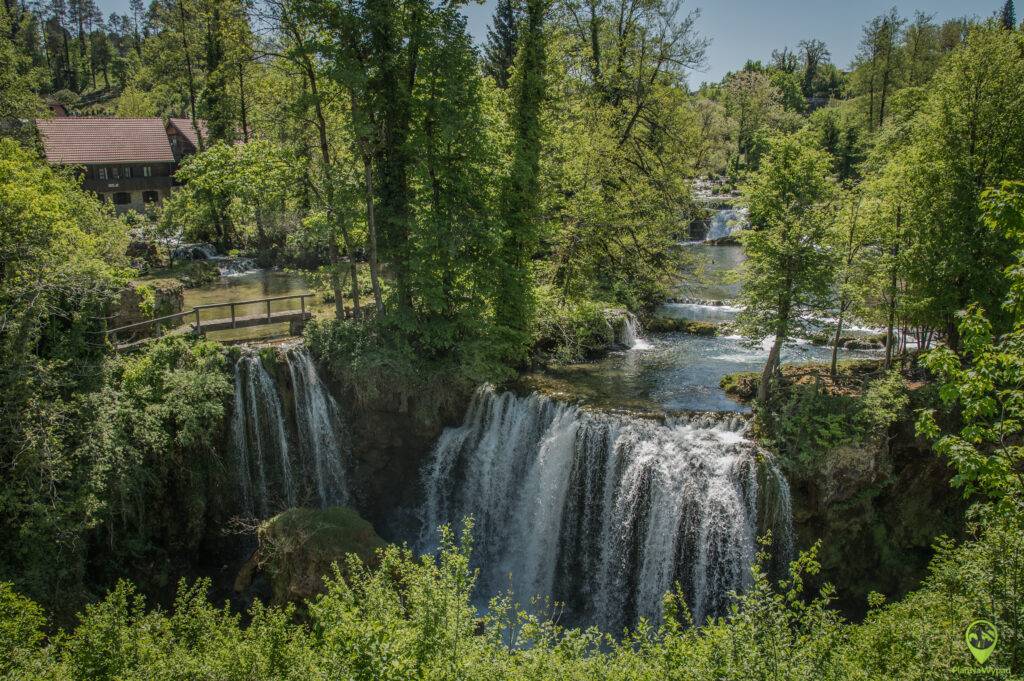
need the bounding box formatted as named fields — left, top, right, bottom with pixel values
left=965, top=620, right=998, bottom=665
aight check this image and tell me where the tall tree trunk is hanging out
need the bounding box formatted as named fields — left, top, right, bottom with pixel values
left=360, top=147, right=384, bottom=314
left=348, top=94, right=383, bottom=315
left=884, top=208, right=901, bottom=369
left=299, top=51, right=361, bottom=319
left=328, top=242, right=346, bottom=319
left=587, top=0, right=601, bottom=86
left=758, top=331, right=785, bottom=403
left=177, top=0, right=198, bottom=123
left=830, top=301, right=846, bottom=378
left=238, top=62, right=250, bottom=142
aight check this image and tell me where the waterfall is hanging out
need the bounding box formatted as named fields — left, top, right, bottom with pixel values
left=287, top=347, right=350, bottom=507
left=706, top=207, right=748, bottom=241
left=617, top=313, right=653, bottom=350
left=420, top=387, right=793, bottom=632
left=229, top=348, right=351, bottom=516
left=660, top=302, right=743, bottom=322
left=231, top=353, right=296, bottom=517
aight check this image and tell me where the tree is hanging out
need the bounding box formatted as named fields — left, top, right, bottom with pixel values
left=769, top=45, right=798, bottom=73
left=737, top=136, right=836, bottom=402
left=0, top=140, right=129, bottom=611
left=202, top=4, right=233, bottom=143
left=828, top=188, right=873, bottom=376
left=723, top=70, right=781, bottom=170
left=851, top=10, right=905, bottom=131
left=0, top=11, right=43, bottom=122
left=482, top=0, right=518, bottom=89
left=1001, top=0, right=1016, bottom=30
left=797, top=37, right=828, bottom=99
left=918, top=181, right=1024, bottom=520
left=496, top=0, right=546, bottom=360
left=129, top=0, right=143, bottom=54
left=893, top=26, right=1024, bottom=348
left=903, top=11, right=940, bottom=87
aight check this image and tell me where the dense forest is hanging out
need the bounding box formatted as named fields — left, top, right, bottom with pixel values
left=3, top=0, right=1024, bottom=677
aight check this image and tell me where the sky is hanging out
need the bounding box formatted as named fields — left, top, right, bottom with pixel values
left=94, top=0, right=1004, bottom=85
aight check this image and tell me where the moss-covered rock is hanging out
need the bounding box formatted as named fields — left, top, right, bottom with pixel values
left=238, top=507, right=386, bottom=606
left=720, top=371, right=759, bottom=401
left=110, top=279, right=185, bottom=331
left=646, top=317, right=721, bottom=335
left=178, top=261, right=221, bottom=288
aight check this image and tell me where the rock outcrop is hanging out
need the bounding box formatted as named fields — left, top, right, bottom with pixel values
left=235, top=506, right=386, bottom=606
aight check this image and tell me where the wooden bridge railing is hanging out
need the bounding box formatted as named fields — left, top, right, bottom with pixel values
left=106, top=293, right=314, bottom=350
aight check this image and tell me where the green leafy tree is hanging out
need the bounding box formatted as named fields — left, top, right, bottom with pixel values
left=482, top=0, right=519, bottom=89
left=723, top=70, right=781, bottom=170
left=495, top=0, right=547, bottom=361
left=892, top=26, right=1024, bottom=347
left=797, top=37, right=828, bottom=99
left=918, top=181, right=1024, bottom=513
left=737, top=136, right=837, bottom=401
left=1001, top=0, right=1016, bottom=30
left=0, top=10, right=44, bottom=123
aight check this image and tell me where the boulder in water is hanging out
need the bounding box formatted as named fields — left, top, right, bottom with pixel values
left=236, top=507, right=385, bottom=606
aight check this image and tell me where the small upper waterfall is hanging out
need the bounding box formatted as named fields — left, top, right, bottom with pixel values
left=419, top=386, right=794, bottom=632
left=705, top=206, right=748, bottom=241
left=617, top=312, right=653, bottom=350
left=230, top=347, right=351, bottom=517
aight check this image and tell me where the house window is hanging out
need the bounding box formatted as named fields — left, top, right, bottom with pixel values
left=123, top=167, right=131, bottom=179
left=143, top=166, right=152, bottom=177
left=98, top=167, right=107, bottom=180
left=142, top=191, right=159, bottom=204
left=112, top=167, right=120, bottom=179
left=112, top=192, right=131, bottom=205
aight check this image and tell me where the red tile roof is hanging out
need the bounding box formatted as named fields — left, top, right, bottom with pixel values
left=167, top=118, right=208, bottom=149
left=35, top=117, right=175, bottom=165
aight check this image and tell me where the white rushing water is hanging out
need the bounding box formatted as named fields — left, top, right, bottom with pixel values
left=420, top=386, right=794, bottom=632
left=232, top=353, right=294, bottom=516
left=617, top=313, right=654, bottom=350
left=287, top=347, right=350, bottom=507
left=230, top=348, right=350, bottom=516
left=705, top=207, right=749, bottom=241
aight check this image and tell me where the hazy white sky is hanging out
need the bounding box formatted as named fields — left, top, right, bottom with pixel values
left=94, top=0, right=1005, bottom=84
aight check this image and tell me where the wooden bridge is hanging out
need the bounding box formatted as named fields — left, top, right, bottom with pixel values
left=107, top=293, right=314, bottom=352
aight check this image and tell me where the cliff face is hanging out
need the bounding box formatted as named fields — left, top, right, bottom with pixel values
left=257, top=345, right=472, bottom=540
left=786, top=420, right=966, bottom=618
left=735, top=364, right=968, bottom=618
left=341, top=388, right=471, bottom=539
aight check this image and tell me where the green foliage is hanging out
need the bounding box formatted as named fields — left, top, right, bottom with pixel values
left=4, top=516, right=1023, bottom=678
left=759, top=368, right=910, bottom=474
left=531, top=286, right=615, bottom=364
left=737, top=135, right=836, bottom=399
left=0, top=313, right=232, bottom=620
left=918, top=181, right=1024, bottom=514
left=494, top=0, right=548, bottom=362
left=134, top=283, right=156, bottom=317
left=889, top=27, right=1024, bottom=342
left=0, top=582, right=46, bottom=676
left=161, top=140, right=292, bottom=252
left=303, top=317, right=511, bottom=422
